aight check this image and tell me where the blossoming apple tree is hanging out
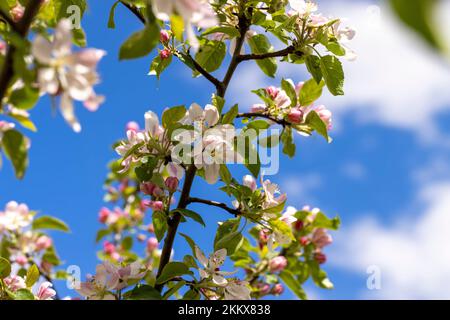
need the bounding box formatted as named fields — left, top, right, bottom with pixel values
left=0, top=0, right=354, bottom=300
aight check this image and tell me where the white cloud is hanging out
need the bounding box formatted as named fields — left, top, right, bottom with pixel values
left=331, top=181, right=450, bottom=299
left=229, top=0, right=450, bottom=141
left=341, top=161, right=367, bottom=180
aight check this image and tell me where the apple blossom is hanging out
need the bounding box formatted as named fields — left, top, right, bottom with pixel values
left=160, top=49, right=171, bottom=60
left=152, top=0, right=217, bottom=50
left=272, top=283, right=284, bottom=295
left=36, top=282, right=56, bottom=300
left=311, top=228, right=333, bottom=249
left=148, top=200, right=164, bottom=212
left=77, top=263, right=120, bottom=300
left=160, top=30, right=170, bottom=43
left=31, top=19, right=106, bottom=132
left=126, top=121, right=140, bottom=132
left=269, top=256, right=288, bottom=272
left=165, top=176, right=179, bottom=193
left=3, top=275, right=26, bottom=292
left=223, top=280, right=251, bottom=300
left=287, top=108, right=304, bottom=124
left=36, top=235, right=53, bottom=251
left=0, top=201, right=32, bottom=231
left=195, top=247, right=235, bottom=286
left=243, top=175, right=257, bottom=191
left=289, top=0, right=318, bottom=16
left=251, top=104, right=266, bottom=113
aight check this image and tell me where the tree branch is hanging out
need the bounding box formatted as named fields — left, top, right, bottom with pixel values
left=188, top=197, right=242, bottom=216
left=237, top=45, right=296, bottom=62
left=0, top=0, right=42, bottom=109
left=120, top=1, right=146, bottom=24
left=237, top=112, right=289, bottom=127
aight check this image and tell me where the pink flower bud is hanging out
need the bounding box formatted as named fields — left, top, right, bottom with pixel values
left=148, top=224, right=155, bottom=233
left=148, top=200, right=164, bottom=212
left=10, top=3, right=25, bottom=23
left=311, top=228, right=333, bottom=249
left=140, top=182, right=157, bottom=196
left=146, top=237, right=159, bottom=252
left=295, top=82, right=304, bottom=96
left=272, top=283, right=284, bottom=295
left=160, top=49, right=171, bottom=60
left=160, top=30, right=170, bottom=43
left=36, top=235, right=53, bottom=251
left=266, top=86, right=279, bottom=99
left=15, top=255, right=27, bottom=266
left=98, top=207, right=110, bottom=223
left=300, top=236, right=309, bottom=246
left=314, top=252, right=327, bottom=264
left=0, top=41, right=6, bottom=55
left=126, top=121, right=140, bottom=132
left=165, top=176, right=179, bottom=193
left=103, top=241, right=116, bottom=255
left=269, top=256, right=288, bottom=272
left=258, top=283, right=271, bottom=295
left=243, top=175, right=257, bottom=191
left=294, top=220, right=304, bottom=231
left=251, top=104, right=266, bottom=113
left=259, top=229, right=269, bottom=244
left=4, top=275, right=26, bottom=292
left=287, top=108, right=304, bottom=124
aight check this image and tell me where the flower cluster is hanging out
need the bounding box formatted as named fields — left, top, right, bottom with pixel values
left=0, top=201, right=69, bottom=300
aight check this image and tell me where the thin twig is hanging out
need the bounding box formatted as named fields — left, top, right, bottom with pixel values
left=237, top=45, right=296, bottom=62
left=188, top=197, right=242, bottom=216
left=237, top=112, right=289, bottom=127
left=120, top=1, right=146, bottom=24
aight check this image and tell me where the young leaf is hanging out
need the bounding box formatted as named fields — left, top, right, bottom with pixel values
left=305, top=110, right=329, bottom=142
left=194, top=40, right=226, bottom=75
left=279, top=270, right=308, bottom=300
left=119, top=23, right=160, bottom=60
left=14, top=288, right=35, bottom=300
left=156, top=262, right=192, bottom=285
left=0, top=257, right=11, bottom=278
left=108, top=1, right=120, bottom=29
left=162, top=105, right=186, bottom=129
left=25, top=264, right=40, bottom=288
left=2, top=129, right=28, bottom=179
left=32, top=216, right=70, bottom=232
left=299, top=78, right=325, bottom=107
left=305, top=55, right=323, bottom=84
left=172, top=208, right=205, bottom=227
left=152, top=211, right=168, bottom=242
left=125, top=285, right=161, bottom=300
left=248, top=34, right=277, bottom=77
left=222, top=104, right=238, bottom=124
left=281, top=79, right=297, bottom=107
left=320, top=55, right=345, bottom=96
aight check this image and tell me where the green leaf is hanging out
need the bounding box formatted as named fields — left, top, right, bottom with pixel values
left=183, top=288, right=201, bottom=300
left=222, top=104, right=238, bottom=124
left=156, top=262, right=192, bottom=285
left=172, top=208, right=205, bottom=227
left=202, top=26, right=240, bottom=38
left=281, top=127, right=296, bottom=158
left=9, top=85, right=39, bottom=110
left=0, top=257, right=11, bottom=278
left=2, top=129, right=28, bottom=179
left=179, top=233, right=197, bottom=255
left=32, top=216, right=70, bottom=232
left=326, top=40, right=346, bottom=56
left=389, top=0, right=442, bottom=52
left=119, top=23, right=160, bottom=60
left=320, top=55, right=344, bottom=96
left=14, top=288, right=35, bottom=300
left=312, top=212, right=341, bottom=230
left=219, top=164, right=232, bottom=185
left=149, top=54, right=173, bottom=79
left=194, top=40, right=226, bottom=75
left=152, top=211, right=168, bottom=242
left=8, top=114, right=37, bottom=132
left=281, top=79, right=297, bottom=107
left=211, top=94, right=225, bottom=114
left=248, top=34, right=277, bottom=77
left=299, top=78, right=325, bottom=107
left=305, top=55, right=323, bottom=84
left=25, top=264, right=40, bottom=288
left=125, top=285, right=161, bottom=300
left=162, top=105, right=186, bottom=129
left=162, top=280, right=186, bottom=300
left=214, top=219, right=243, bottom=255
left=108, top=1, right=120, bottom=29
left=170, top=15, right=184, bottom=41
left=280, top=270, right=308, bottom=300
left=305, top=110, right=329, bottom=142
left=95, top=229, right=112, bottom=243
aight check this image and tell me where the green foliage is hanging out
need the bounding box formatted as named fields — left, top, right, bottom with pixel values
left=1, top=129, right=28, bottom=179
left=214, top=218, right=243, bottom=255
left=320, top=55, right=345, bottom=96
left=149, top=54, right=173, bottom=79
left=25, top=264, right=40, bottom=288
left=305, top=111, right=329, bottom=142
left=32, top=216, right=70, bottom=232
left=194, top=40, right=226, bottom=76
left=125, top=285, right=162, bottom=300
left=119, top=23, right=160, bottom=60
left=0, top=257, right=11, bottom=278
left=248, top=34, right=277, bottom=77
left=152, top=211, right=168, bottom=242
left=299, top=78, right=325, bottom=107
left=172, top=208, right=205, bottom=227
left=279, top=270, right=307, bottom=300
left=156, top=262, right=192, bottom=285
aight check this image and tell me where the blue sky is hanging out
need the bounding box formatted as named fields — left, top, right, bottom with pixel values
left=3, top=0, right=450, bottom=299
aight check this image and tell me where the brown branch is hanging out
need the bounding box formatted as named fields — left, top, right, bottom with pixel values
left=237, top=45, right=296, bottom=62
left=0, top=0, right=42, bottom=109
left=237, top=112, right=289, bottom=127
left=120, top=1, right=146, bottom=24
left=188, top=197, right=242, bottom=216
